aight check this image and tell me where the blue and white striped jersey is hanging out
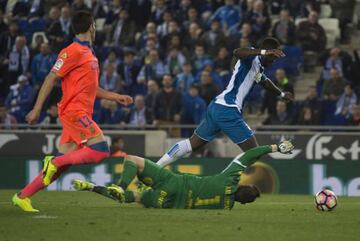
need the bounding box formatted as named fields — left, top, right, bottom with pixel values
left=215, top=55, right=267, bottom=112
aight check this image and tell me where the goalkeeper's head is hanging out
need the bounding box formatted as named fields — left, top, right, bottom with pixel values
left=235, top=184, right=260, bottom=204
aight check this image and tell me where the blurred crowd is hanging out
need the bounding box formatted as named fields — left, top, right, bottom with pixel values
left=0, top=0, right=359, bottom=136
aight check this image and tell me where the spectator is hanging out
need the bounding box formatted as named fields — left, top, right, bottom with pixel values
left=0, top=9, right=7, bottom=33
left=0, top=104, right=17, bottom=129
left=166, top=47, right=186, bottom=76
left=214, top=47, right=231, bottom=75
left=91, top=0, right=108, bottom=19
left=192, top=44, right=212, bottom=73
left=0, top=21, right=19, bottom=58
left=271, top=9, right=296, bottom=45
left=334, top=83, right=358, bottom=121
left=175, top=0, right=192, bottom=23
left=103, top=49, right=121, bottom=71
left=0, top=21, right=20, bottom=96
left=321, top=48, right=343, bottom=81
left=7, top=36, right=30, bottom=86
left=244, top=0, right=271, bottom=39
left=139, top=36, right=160, bottom=63
left=137, top=49, right=168, bottom=84
left=105, top=0, right=125, bottom=24
left=349, top=104, right=360, bottom=126
left=107, top=9, right=136, bottom=48
left=4, top=75, right=35, bottom=123
left=160, top=21, right=180, bottom=50
left=117, top=50, right=142, bottom=95
left=201, top=63, right=224, bottom=90
left=151, top=0, right=167, bottom=24
left=200, top=19, right=227, bottom=58
left=321, top=48, right=352, bottom=81
left=275, top=68, right=294, bottom=94
left=110, top=137, right=127, bottom=157
left=261, top=68, right=294, bottom=115
left=156, top=10, right=173, bottom=39
left=183, top=23, right=204, bottom=53
left=199, top=70, right=219, bottom=105
left=99, top=63, right=122, bottom=93
left=297, top=105, right=320, bottom=125
left=302, top=86, right=321, bottom=114
left=182, top=7, right=202, bottom=31
left=210, top=0, right=242, bottom=30
left=97, top=100, right=124, bottom=124
left=137, top=21, right=157, bottom=49
left=322, top=68, right=347, bottom=100
left=47, top=6, right=72, bottom=52
left=153, top=75, right=182, bottom=127
left=41, top=104, right=60, bottom=126
left=296, top=11, right=327, bottom=53
left=71, top=0, right=91, bottom=12
left=263, top=100, right=294, bottom=125
left=144, top=79, right=159, bottom=123
left=181, top=83, right=206, bottom=137
left=122, top=94, right=152, bottom=126
left=175, top=62, right=195, bottom=93
left=228, top=22, right=256, bottom=48
left=329, top=0, right=356, bottom=44
left=283, top=0, right=319, bottom=18
left=30, top=33, right=47, bottom=57
left=31, top=43, right=56, bottom=90
left=128, top=0, right=151, bottom=29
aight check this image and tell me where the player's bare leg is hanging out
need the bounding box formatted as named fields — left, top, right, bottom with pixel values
left=42, top=135, right=109, bottom=186
left=237, top=136, right=259, bottom=152
left=157, top=133, right=208, bottom=167
left=13, top=142, right=79, bottom=212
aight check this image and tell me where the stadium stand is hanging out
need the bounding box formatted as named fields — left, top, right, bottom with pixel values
left=0, top=0, right=359, bottom=136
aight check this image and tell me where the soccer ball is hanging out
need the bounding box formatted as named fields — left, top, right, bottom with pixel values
left=314, top=189, right=338, bottom=211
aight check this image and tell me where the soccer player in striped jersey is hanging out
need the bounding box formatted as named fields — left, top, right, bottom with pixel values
left=157, top=37, right=293, bottom=167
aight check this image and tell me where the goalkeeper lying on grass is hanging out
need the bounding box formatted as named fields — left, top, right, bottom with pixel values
left=72, top=141, right=294, bottom=209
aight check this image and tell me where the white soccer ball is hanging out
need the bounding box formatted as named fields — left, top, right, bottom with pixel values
left=314, top=189, right=338, bottom=211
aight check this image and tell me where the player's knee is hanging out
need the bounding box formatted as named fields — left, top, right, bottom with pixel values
left=124, top=155, right=143, bottom=166
left=88, top=141, right=110, bottom=163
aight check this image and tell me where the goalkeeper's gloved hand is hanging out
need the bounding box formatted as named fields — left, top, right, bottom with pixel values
left=277, top=140, right=294, bottom=154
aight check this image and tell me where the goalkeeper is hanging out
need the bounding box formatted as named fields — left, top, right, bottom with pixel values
left=72, top=141, right=294, bottom=209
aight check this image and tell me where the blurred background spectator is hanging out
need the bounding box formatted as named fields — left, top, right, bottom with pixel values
left=263, top=100, right=294, bottom=125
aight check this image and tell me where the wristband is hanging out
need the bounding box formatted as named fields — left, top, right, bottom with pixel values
left=280, top=92, right=285, bottom=98
left=260, top=49, right=266, bottom=55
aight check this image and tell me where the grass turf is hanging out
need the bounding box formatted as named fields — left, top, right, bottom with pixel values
left=0, top=190, right=359, bottom=241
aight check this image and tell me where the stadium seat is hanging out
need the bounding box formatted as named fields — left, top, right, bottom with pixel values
left=320, top=4, right=332, bottom=18
left=96, top=18, right=106, bottom=31
left=318, top=18, right=340, bottom=48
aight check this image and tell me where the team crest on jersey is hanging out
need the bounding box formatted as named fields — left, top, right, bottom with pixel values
left=60, top=52, right=68, bottom=59
left=254, top=72, right=262, bottom=82
left=53, top=59, right=64, bottom=70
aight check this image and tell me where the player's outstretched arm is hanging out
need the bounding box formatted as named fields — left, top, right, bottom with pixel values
left=260, top=78, right=293, bottom=102
left=96, top=87, right=133, bottom=106
left=233, top=48, right=285, bottom=60
left=26, top=71, right=60, bottom=124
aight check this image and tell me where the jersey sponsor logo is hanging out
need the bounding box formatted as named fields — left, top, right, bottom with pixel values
left=53, top=59, right=64, bottom=71
left=60, top=52, right=68, bottom=59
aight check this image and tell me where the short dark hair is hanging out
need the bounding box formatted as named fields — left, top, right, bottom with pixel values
left=260, top=37, right=280, bottom=50
left=234, top=185, right=260, bottom=204
left=71, top=11, right=94, bottom=35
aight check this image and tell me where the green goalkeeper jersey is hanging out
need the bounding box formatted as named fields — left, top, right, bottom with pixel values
left=139, top=145, right=272, bottom=209
left=139, top=156, right=247, bottom=209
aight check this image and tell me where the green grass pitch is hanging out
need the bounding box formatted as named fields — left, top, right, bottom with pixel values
left=0, top=190, right=359, bottom=241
